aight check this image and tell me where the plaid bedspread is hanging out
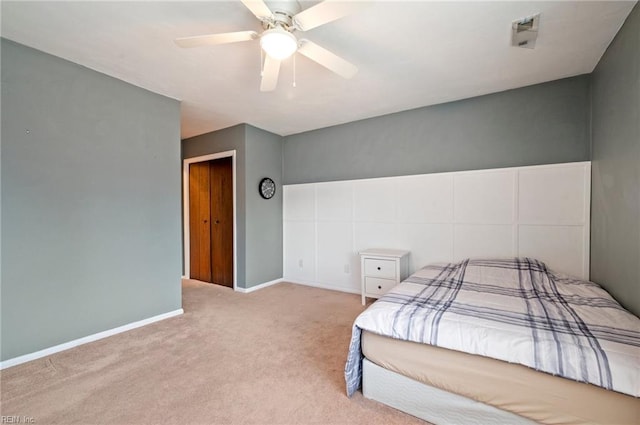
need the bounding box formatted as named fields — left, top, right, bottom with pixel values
left=345, top=258, right=640, bottom=397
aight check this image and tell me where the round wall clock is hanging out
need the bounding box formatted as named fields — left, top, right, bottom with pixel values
left=259, top=177, right=276, bottom=199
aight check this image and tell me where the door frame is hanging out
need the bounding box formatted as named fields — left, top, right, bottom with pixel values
left=183, top=150, right=237, bottom=291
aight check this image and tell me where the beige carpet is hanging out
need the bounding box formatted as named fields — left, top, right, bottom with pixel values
left=1, top=280, right=427, bottom=424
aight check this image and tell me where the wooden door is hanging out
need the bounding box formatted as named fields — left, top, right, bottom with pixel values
left=188, top=157, right=234, bottom=287
left=210, top=157, right=233, bottom=287
left=189, top=162, right=212, bottom=282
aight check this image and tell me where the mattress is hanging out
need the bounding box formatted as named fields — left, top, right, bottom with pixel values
left=362, top=331, right=640, bottom=425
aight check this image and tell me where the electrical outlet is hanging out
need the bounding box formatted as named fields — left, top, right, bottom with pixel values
left=298, top=259, right=304, bottom=268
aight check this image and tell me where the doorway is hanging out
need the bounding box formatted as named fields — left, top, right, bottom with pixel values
left=183, top=151, right=237, bottom=289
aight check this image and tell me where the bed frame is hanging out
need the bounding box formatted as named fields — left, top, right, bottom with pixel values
left=362, top=359, right=536, bottom=424
left=352, top=162, right=594, bottom=423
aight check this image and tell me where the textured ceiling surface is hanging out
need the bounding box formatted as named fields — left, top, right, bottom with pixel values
left=1, top=1, right=636, bottom=138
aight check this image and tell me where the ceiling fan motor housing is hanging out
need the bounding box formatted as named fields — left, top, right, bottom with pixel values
left=262, top=1, right=301, bottom=31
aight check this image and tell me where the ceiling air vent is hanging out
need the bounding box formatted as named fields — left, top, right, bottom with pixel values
left=512, top=14, right=540, bottom=49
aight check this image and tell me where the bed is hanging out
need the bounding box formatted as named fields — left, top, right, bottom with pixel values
left=345, top=258, right=640, bottom=424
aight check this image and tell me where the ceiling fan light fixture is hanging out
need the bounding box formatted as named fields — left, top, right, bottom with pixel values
left=260, top=27, right=298, bottom=60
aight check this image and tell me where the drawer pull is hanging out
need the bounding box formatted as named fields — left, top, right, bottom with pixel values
left=377, top=285, right=382, bottom=289
left=377, top=267, right=381, bottom=270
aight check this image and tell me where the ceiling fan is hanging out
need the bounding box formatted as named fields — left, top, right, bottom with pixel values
left=175, top=0, right=365, bottom=91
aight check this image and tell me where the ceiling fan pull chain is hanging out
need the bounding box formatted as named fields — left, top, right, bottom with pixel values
left=293, top=54, right=297, bottom=88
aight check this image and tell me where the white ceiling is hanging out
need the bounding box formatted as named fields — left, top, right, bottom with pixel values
left=1, top=1, right=636, bottom=138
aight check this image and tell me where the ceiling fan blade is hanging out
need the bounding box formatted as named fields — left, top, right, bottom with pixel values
left=297, top=39, right=357, bottom=79
left=240, top=0, right=273, bottom=20
left=260, top=55, right=281, bottom=92
left=293, top=0, right=367, bottom=31
left=175, top=31, right=258, bottom=48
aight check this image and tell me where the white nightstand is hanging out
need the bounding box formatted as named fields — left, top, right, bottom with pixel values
left=360, top=248, right=410, bottom=305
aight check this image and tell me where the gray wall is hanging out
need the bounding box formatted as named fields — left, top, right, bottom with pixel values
left=182, top=124, right=283, bottom=288
left=1, top=39, right=182, bottom=361
left=590, top=4, right=639, bottom=316
left=283, top=75, right=591, bottom=184
left=182, top=124, right=247, bottom=286
left=245, top=125, right=283, bottom=286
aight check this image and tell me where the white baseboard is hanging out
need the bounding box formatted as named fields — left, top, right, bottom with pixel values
left=284, top=278, right=361, bottom=295
left=0, top=308, right=184, bottom=370
left=236, top=278, right=283, bottom=293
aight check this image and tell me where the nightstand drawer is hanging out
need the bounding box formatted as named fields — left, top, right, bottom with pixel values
left=364, top=259, right=396, bottom=278
left=365, top=277, right=397, bottom=295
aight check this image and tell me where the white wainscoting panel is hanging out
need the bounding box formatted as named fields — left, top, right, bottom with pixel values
left=396, top=223, right=453, bottom=273
left=317, top=222, right=357, bottom=289
left=283, top=162, right=591, bottom=294
left=353, top=178, right=397, bottom=222
left=518, top=225, right=586, bottom=279
left=353, top=222, right=398, bottom=253
left=284, top=184, right=315, bottom=221
left=316, top=181, right=353, bottom=221
left=454, top=170, right=515, bottom=224
left=519, top=166, right=587, bottom=225
left=396, top=174, right=453, bottom=223
left=454, top=224, right=515, bottom=259
left=284, top=221, right=316, bottom=281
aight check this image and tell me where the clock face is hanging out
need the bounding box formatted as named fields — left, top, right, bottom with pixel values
left=259, top=177, right=276, bottom=199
